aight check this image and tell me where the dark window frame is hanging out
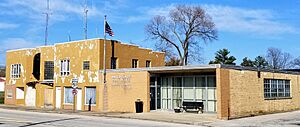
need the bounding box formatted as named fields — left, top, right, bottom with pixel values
left=132, top=59, right=138, bottom=68
left=111, top=57, right=117, bottom=69
left=83, top=61, right=90, bottom=70
left=44, top=61, right=54, bottom=80
left=146, top=60, right=151, bottom=67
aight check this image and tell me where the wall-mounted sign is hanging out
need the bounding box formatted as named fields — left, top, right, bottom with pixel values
left=72, top=78, right=78, bottom=89
left=111, top=75, right=131, bottom=89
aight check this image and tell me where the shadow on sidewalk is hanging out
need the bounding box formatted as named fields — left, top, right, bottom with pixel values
left=19, top=117, right=78, bottom=127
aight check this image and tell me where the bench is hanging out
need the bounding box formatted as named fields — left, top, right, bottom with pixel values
left=181, top=101, right=204, bottom=113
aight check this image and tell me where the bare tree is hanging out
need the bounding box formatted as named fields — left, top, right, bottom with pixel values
left=145, top=5, right=217, bottom=65
left=291, top=57, right=300, bottom=69
left=165, top=57, right=181, bottom=66
left=0, top=66, right=5, bottom=77
left=266, top=47, right=293, bottom=69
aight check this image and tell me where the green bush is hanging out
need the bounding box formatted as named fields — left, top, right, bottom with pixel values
left=0, top=91, right=4, bottom=104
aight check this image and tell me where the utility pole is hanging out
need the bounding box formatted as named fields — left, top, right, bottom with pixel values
left=83, top=0, right=88, bottom=40
left=43, top=0, right=51, bottom=46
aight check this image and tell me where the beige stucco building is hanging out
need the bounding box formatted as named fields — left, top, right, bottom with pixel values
left=5, top=38, right=300, bottom=120
left=5, top=38, right=164, bottom=111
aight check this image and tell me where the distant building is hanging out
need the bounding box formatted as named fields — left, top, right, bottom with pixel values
left=0, top=77, right=4, bottom=92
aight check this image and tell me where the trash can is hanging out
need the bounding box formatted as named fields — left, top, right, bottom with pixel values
left=135, top=99, right=143, bottom=113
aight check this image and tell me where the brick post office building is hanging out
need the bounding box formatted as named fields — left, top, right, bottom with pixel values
left=103, top=65, right=300, bottom=119
left=5, top=38, right=300, bottom=119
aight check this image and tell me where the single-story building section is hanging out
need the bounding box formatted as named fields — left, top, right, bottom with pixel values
left=100, top=64, right=300, bottom=119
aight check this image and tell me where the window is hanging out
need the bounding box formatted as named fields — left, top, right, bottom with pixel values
left=146, top=60, right=151, bottom=67
left=83, top=61, right=90, bottom=70
left=44, top=61, right=54, bottom=80
left=60, top=59, right=70, bottom=76
left=207, top=77, right=216, bottom=87
left=132, top=59, right=138, bottom=68
left=160, top=76, right=217, bottom=112
left=64, top=87, right=73, bottom=104
left=111, top=57, right=117, bottom=69
left=85, top=87, right=96, bottom=105
left=264, top=79, right=291, bottom=99
left=10, top=64, right=21, bottom=79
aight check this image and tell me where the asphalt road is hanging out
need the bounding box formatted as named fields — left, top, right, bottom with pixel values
left=2, top=107, right=300, bottom=127
left=0, top=109, right=200, bottom=127
left=208, top=110, right=300, bottom=127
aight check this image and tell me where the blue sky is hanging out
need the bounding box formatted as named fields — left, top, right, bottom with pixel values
left=0, top=0, right=300, bottom=65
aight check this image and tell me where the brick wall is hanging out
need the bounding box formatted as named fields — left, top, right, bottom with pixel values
left=224, top=69, right=300, bottom=119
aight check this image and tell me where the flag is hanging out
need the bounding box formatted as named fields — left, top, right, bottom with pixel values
left=105, top=21, right=114, bottom=37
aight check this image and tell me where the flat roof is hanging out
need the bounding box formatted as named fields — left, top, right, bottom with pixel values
left=6, top=38, right=164, bottom=54
left=102, top=64, right=300, bottom=75
left=102, top=64, right=220, bottom=73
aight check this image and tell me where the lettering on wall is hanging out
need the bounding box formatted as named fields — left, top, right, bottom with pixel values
left=111, top=75, right=131, bottom=89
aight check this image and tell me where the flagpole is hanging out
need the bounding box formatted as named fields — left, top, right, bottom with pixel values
left=104, top=15, right=107, bottom=84
left=103, top=15, right=107, bottom=112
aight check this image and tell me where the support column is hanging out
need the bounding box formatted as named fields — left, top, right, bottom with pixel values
left=216, top=68, right=231, bottom=120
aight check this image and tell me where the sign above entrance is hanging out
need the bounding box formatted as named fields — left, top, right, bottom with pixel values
left=72, top=78, right=78, bottom=89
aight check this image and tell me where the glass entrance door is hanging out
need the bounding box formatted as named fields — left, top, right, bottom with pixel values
left=160, top=76, right=216, bottom=112
left=150, top=87, right=156, bottom=110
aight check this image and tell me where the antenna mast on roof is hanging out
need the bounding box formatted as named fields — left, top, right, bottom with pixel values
left=83, top=0, right=88, bottom=40
left=43, top=0, right=51, bottom=46
left=68, top=31, right=72, bottom=41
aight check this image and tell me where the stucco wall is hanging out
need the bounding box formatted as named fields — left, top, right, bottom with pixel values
left=54, top=40, right=101, bottom=111
left=5, top=49, right=37, bottom=105
left=5, top=39, right=164, bottom=111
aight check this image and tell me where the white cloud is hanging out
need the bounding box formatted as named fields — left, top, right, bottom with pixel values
left=0, top=0, right=106, bottom=42
left=0, top=38, right=41, bottom=65
left=127, top=4, right=296, bottom=35
left=126, top=4, right=175, bottom=23
left=203, top=5, right=296, bottom=35
left=0, top=38, right=40, bottom=53
left=0, top=0, right=103, bottom=23
left=0, top=22, right=18, bottom=29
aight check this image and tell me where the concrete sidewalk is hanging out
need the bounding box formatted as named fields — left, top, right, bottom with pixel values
left=0, top=104, right=125, bottom=117
left=0, top=104, right=219, bottom=126
left=108, top=111, right=218, bottom=125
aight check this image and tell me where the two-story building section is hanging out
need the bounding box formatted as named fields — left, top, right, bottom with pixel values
left=5, top=38, right=165, bottom=111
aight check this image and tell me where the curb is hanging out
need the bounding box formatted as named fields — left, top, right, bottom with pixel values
left=0, top=105, right=213, bottom=126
